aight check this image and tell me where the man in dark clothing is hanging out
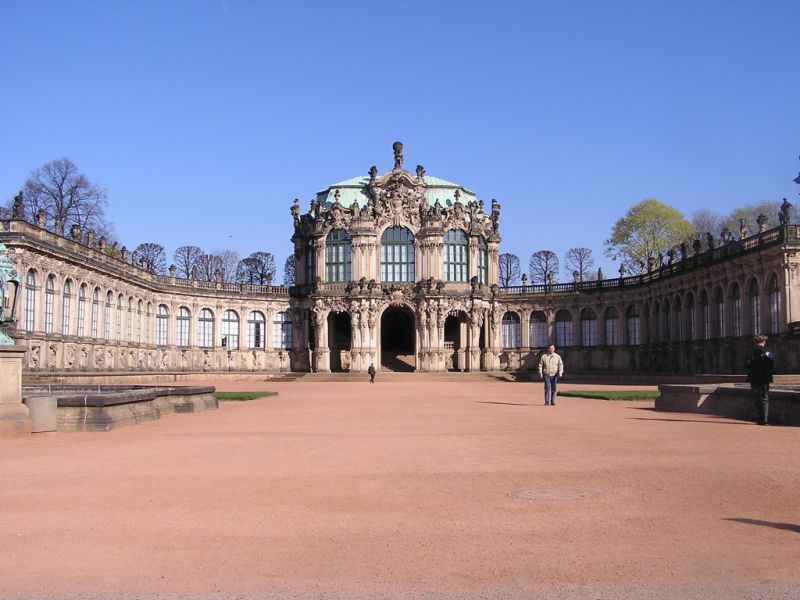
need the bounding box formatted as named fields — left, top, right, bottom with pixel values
left=367, top=363, right=376, bottom=384
left=746, top=335, right=775, bottom=425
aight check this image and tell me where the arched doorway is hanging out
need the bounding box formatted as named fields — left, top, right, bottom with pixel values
left=328, top=312, right=351, bottom=372
left=444, top=311, right=468, bottom=371
left=381, top=306, right=415, bottom=371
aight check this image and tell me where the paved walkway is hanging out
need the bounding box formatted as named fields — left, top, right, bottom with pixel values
left=1, top=381, right=798, bottom=599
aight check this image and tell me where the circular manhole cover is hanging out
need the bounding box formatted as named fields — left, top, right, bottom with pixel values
left=508, top=488, right=602, bottom=501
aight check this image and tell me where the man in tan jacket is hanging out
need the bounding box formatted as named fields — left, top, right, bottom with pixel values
left=538, top=344, right=564, bottom=406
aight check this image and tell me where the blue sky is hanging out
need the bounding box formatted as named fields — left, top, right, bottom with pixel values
left=2, top=0, right=799, bottom=281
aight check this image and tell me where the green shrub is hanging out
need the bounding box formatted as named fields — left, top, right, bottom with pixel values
left=213, top=391, right=278, bottom=401
left=556, top=390, right=659, bottom=401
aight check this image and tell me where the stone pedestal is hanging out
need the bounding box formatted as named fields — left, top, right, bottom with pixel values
left=0, top=344, right=31, bottom=436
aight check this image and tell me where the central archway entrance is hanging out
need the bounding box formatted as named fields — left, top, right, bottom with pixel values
left=380, top=306, right=415, bottom=371
left=328, top=312, right=351, bottom=372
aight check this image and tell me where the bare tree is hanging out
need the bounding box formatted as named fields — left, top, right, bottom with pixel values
left=18, top=158, right=113, bottom=237
left=134, top=243, right=167, bottom=275
left=283, top=256, right=295, bottom=286
left=498, top=253, right=521, bottom=287
left=564, top=247, right=595, bottom=282
left=216, top=249, right=240, bottom=283
left=529, top=250, right=560, bottom=285
left=236, top=251, right=276, bottom=285
left=722, top=200, right=782, bottom=237
left=173, top=245, right=203, bottom=279
left=690, top=208, right=724, bottom=240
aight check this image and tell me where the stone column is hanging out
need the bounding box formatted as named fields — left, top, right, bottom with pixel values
left=0, top=345, right=30, bottom=436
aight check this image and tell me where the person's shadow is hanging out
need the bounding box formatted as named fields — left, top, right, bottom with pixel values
left=725, top=518, right=800, bottom=533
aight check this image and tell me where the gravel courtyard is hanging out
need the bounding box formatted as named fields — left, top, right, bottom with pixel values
left=1, top=380, right=798, bottom=599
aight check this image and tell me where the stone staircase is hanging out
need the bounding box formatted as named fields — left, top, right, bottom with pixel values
left=380, top=352, right=415, bottom=372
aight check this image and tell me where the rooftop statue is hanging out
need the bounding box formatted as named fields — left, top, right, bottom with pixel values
left=392, top=141, right=403, bottom=170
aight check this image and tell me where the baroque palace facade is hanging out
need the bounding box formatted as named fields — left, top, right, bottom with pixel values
left=2, top=143, right=799, bottom=377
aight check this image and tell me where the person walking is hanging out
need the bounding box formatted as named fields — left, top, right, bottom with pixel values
left=746, top=334, right=775, bottom=425
left=367, top=363, right=376, bottom=384
left=538, top=344, right=564, bottom=406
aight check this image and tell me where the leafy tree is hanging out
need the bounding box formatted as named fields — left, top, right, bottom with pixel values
left=236, top=251, right=275, bottom=285
left=134, top=243, right=167, bottom=275
left=529, top=250, right=559, bottom=285
left=173, top=245, right=202, bottom=279
left=604, top=198, right=693, bottom=275
left=283, top=256, right=295, bottom=286
left=498, top=253, right=521, bottom=287
left=564, top=247, right=595, bottom=282
left=690, top=208, right=724, bottom=239
left=721, top=200, right=782, bottom=237
left=15, top=158, right=113, bottom=237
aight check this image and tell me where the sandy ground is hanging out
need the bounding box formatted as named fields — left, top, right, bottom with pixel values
left=1, top=379, right=798, bottom=599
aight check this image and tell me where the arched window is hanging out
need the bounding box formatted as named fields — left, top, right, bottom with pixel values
left=325, top=229, right=351, bottom=282
left=137, top=300, right=143, bottom=343
left=674, top=299, right=683, bottom=342
left=145, top=303, right=151, bottom=344
left=116, top=295, right=123, bottom=341
left=642, top=304, right=650, bottom=344
left=700, top=291, right=710, bottom=340
left=478, top=236, right=488, bottom=285
left=156, top=305, right=169, bottom=346
left=380, top=226, right=415, bottom=282
left=555, top=310, right=573, bottom=347
left=61, top=279, right=72, bottom=336
left=768, top=274, right=780, bottom=334
left=501, top=312, right=521, bottom=349
left=625, top=305, right=640, bottom=345
left=198, top=308, right=214, bottom=348
left=222, top=309, right=239, bottom=349
left=686, top=294, right=695, bottom=341
left=580, top=308, right=597, bottom=347
left=44, top=275, right=55, bottom=334
left=604, top=307, right=619, bottom=345
left=306, top=238, right=316, bottom=284
left=24, top=270, right=36, bottom=332
left=247, top=311, right=265, bottom=349
left=529, top=311, right=548, bottom=348
left=91, top=288, right=100, bottom=338
left=273, top=311, right=293, bottom=349
left=662, top=300, right=671, bottom=343
left=652, top=302, right=660, bottom=343
left=444, top=229, right=468, bottom=282
left=77, top=284, right=87, bottom=337
left=714, top=287, right=725, bottom=338
left=176, top=307, right=190, bottom=347
left=104, top=291, right=113, bottom=341
left=730, top=283, right=741, bottom=337
left=127, top=297, right=133, bottom=342
left=747, top=279, right=760, bottom=334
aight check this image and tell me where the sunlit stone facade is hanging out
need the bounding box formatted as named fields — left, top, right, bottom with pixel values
left=2, top=144, right=799, bottom=377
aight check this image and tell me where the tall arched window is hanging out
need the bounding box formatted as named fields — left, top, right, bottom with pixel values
left=580, top=308, right=597, bottom=346
left=145, top=303, right=151, bottom=344
left=77, top=284, right=87, bottom=337
left=61, top=279, right=72, bottom=336
left=91, top=288, right=100, bottom=338
left=273, top=311, right=293, bottom=349
left=198, top=308, right=214, bottom=348
left=380, top=226, right=414, bottom=282
left=127, top=297, right=133, bottom=342
left=156, top=305, right=169, bottom=346
left=325, top=229, right=351, bottom=282
left=116, top=295, right=123, bottom=341
left=247, top=311, right=265, bottom=349
left=700, top=291, right=710, bottom=340
left=176, top=306, right=190, bottom=347
left=44, top=275, right=55, bottom=334
left=662, top=300, right=671, bottom=342
left=24, top=270, right=36, bottom=332
left=674, top=299, right=683, bottom=342
left=625, top=305, right=640, bottom=345
left=652, top=302, right=660, bottom=343
left=444, top=229, right=468, bottom=282
left=686, top=294, right=695, bottom=341
left=501, top=312, right=521, bottom=349
left=730, top=283, right=741, bottom=337
left=714, top=287, right=725, bottom=338
left=104, top=292, right=113, bottom=340
left=529, top=311, right=548, bottom=348
left=747, top=279, right=760, bottom=334
left=137, top=300, right=143, bottom=343
left=222, top=309, right=239, bottom=349
left=478, top=236, right=488, bottom=285
left=642, top=304, right=650, bottom=344
left=604, top=307, right=619, bottom=345
left=555, top=310, right=573, bottom=347
left=768, top=274, right=780, bottom=334
left=306, top=238, right=316, bottom=284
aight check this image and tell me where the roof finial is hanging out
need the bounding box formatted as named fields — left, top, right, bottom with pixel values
left=392, top=141, right=403, bottom=171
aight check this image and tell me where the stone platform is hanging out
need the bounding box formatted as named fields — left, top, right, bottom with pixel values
left=21, top=385, right=217, bottom=432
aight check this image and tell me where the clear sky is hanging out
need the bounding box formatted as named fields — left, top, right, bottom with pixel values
left=2, top=0, right=799, bottom=281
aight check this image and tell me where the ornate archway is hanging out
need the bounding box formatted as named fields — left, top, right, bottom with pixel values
left=380, top=306, right=415, bottom=371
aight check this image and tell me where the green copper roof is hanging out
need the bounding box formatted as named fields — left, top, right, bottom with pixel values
left=316, top=174, right=477, bottom=208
